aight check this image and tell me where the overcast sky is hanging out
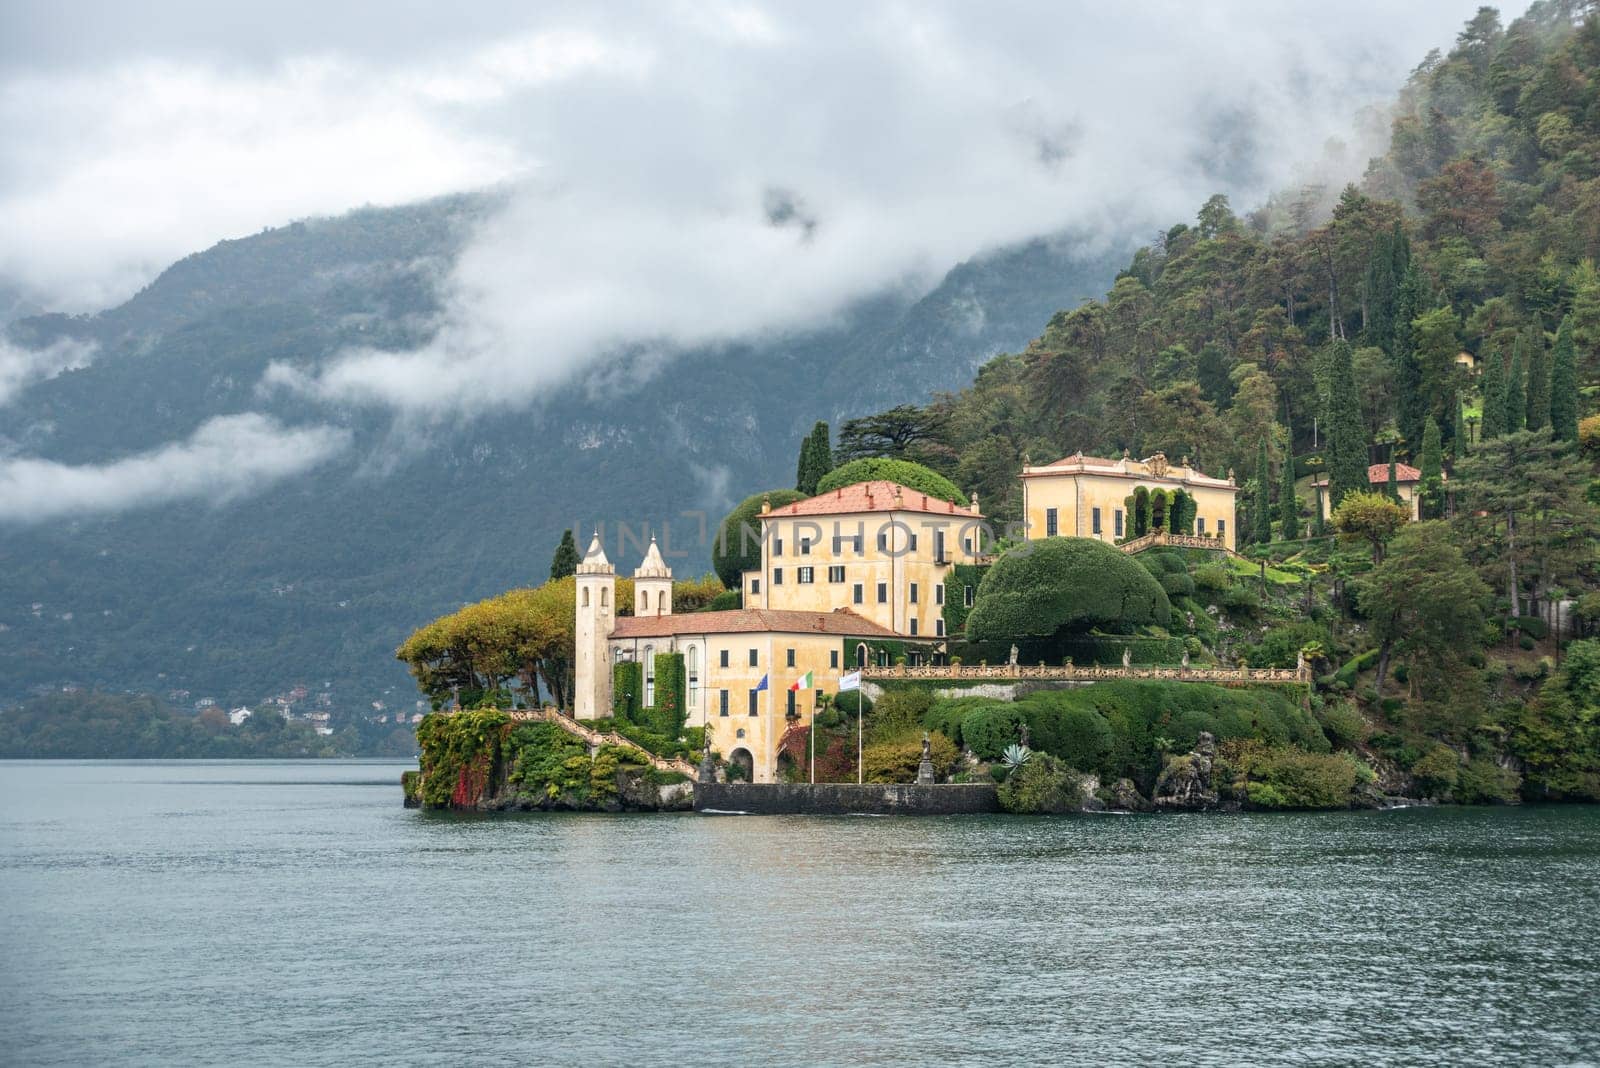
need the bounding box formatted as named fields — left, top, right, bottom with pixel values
left=0, top=1, right=1515, bottom=517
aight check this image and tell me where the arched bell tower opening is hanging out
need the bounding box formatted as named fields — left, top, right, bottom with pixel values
left=574, top=531, right=617, bottom=720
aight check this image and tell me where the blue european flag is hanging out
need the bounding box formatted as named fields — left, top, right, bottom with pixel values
left=754, top=673, right=769, bottom=692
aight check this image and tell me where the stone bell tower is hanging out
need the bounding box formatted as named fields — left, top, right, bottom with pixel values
left=633, top=534, right=673, bottom=617
left=574, top=530, right=616, bottom=721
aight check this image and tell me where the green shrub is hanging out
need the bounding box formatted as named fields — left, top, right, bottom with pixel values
left=861, top=732, right=958, bottom=783
left=1518, top=634, right=1537, bottom=651
left=1160, top=571, right=1196, bottom=597
left=705, top=589, right=742, bottom=611
left=1193, top=565, right=1233, bottom=592
left=959, top=704, right=1026, bottom=760
left=1221, top=586, right=1260, bottom=614
left=1246, top=622, right=1332, bottom=669
left=1410, top=745, right=1461, bottom=797
left=612, top=661, right=643, bottom=720
left=815, top=458, right=966, bottom=504
left=1317, top=700, right=1367, bottom=746
left=1224, top=740, right=1363, bottom=809
left=1509, top=615, right=1549, bottom=640
left=967, top=538, right=1171, bottom=641
left=1333, top=649, right=1379, bottom=689
left=711, top=489, right=806, bottom=587
left=996, top=753, right=1084, bottom=813
left=1455, top=758, right=1522, bottom=804
left=868, top=688, right=934, bottom=743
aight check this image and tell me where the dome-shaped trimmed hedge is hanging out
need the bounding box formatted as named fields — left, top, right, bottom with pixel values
left=815, top=458, right=965, bottom=505
left=966, top=537, right=1171, bottom=640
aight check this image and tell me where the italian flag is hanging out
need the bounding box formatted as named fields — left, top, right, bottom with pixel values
left=789, top=671, right=814, bottom=692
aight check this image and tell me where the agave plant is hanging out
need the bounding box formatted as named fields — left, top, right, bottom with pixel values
left=1002, top=744, right=1032, bottom=770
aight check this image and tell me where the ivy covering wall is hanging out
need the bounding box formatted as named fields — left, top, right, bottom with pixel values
left=941, top=563, right=989, bottom=636
left=613, top=661, right=643, bottom=720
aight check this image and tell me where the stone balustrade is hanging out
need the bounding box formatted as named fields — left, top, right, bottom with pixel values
left=1118, top=530, right=1241, bottom=557
left=863, top=662, right=1307, bottom=685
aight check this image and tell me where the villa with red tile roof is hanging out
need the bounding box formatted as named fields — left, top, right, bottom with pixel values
left=1311, top=462, right=1436, bottom=521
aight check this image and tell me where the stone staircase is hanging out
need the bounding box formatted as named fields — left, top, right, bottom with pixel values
left=1118, top=530, right=1246, bottom=560
left=509, top=707, right=702, bottom=780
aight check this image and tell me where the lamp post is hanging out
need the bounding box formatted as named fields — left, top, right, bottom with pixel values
left=1466, top=414, right=1479, bottom=445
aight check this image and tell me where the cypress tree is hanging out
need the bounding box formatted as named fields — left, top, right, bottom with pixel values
left=1550, top=315, right=1579, bottom=442
left=1451, top=394, right=1466, bottom=458
left=1479, top=345, right=1506, bottom=441
left=1150, top=488, right=1168, bottom=533
left=1419, top=417, right=1443, bottom=520
left=1505, top=336, right=1526, bottom=434
left=1325, top=340, right=1369, bottom=508
left=1254, top=436, right=1273, bottom=544
left=1133, top=486, right=1151, bottom=536
left=1524, top=328, right=1550, bottom=431
left=795, top=421, right=832, bottom=494
left=549, top=529, right=580, bottom=580
left=1386, top=456, right=1402, bottom=504
left=1364, top=230, right=1396, bottom=351
left=1393, top=267, right=1426, bottom=453
left=1279, top=453, right=1300, bottom=540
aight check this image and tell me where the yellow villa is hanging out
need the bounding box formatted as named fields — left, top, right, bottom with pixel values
left=571, top=480, right=982, bottom=783
left=1312, top=462, right=1434, bottom=521
left=1020, top=451, right=1240, bottom=551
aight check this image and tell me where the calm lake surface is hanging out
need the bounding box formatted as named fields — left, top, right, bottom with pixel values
left=2, top=761, right=1598, bottom=1066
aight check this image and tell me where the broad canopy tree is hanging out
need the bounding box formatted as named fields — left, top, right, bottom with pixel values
left=966, top=538, right=1171, bottom=642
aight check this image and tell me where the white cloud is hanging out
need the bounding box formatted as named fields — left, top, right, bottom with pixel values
left=0, top=337, right=98, bottom=405
left=3, top=1, right=1504, bottom=406
left=0, top=413, right=350, bottom=523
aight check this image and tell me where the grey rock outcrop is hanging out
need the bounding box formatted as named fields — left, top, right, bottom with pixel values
left=1152, top=731, right=1220, bottom=810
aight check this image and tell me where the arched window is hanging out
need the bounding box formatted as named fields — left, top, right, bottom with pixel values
left=878, top=648, right=889, bottom=668
left=582, top=587, right=590, bottom=607
left=856, top=643, right=868, bottom=668
left=601, top=587, right=610, bottom=608
left=685, top=646, right=699, bottom=706
left=643, top=645, right=656, bottom=706
left=658, top=590, right=667, bottom=612
left=640, top=592, right=648, bottom=613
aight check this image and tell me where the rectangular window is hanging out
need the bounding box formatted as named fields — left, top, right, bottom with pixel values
left=908, top=533, right=918, bottom=552
left=1218, top=519, right=1226, bottom=539
left=799, top=537, right=812, bottom=555
left=936, top=618, right=946, bottom=637
left=935, top=530, right=946, bottom=561
left=750, top=578, right=760, bottom=595
left=828, top=565, right=845, bottom=583
left=963, top=536, right=972, bottom=554
left=877, top=582, right=888, bottom=603
left=786, top=648, right=795, bottom=668
left=830, top=650, right=839, bottom=669
left=798, top=566, right=814, bottom=584
left=910, top=582, right=919, bottom=604
left=748, top=649, right=758, bottom=667
left=1197, top=517, right=1206, bottom=534
left=909, top=618, right=919, bottom=636
left=935, top=583, right=945, bottom=606
left=773, top=537, right=783, bottom=557
left=719, top=650, right=729, bottom=668
left=1046, top=507, right=1058, bottom=537
left=1115, top=509, right=1124, bottom=537
left=786, top=690, right=796, bottom=717
left=853, top=583, right=864, bottom=605
left=748, top=690, right=758, bottom=716
left=1092, top=507, right=1102, bottom=535
left=877, top=531, right=889, bottom=552
left=773, top=567, right=783, bottom=585
left=719, top=690, right=729, bottom=717
left=964, top=585, right=975, bottom=607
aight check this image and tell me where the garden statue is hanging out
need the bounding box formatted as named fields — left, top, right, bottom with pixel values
left=1017, top=720, right=1030, bottom=748
left=1008, top=644, right=1019, bottom=666
left=1181, top=648, right=1190, bottom=669
left=1122, top=646, right=1132, bottom=669
left=916, top=732, right=936, bottom=784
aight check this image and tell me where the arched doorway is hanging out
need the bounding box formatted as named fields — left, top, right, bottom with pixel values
left=728, top=747, right=755, bottom=782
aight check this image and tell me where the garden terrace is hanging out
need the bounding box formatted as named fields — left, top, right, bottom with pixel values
left=865, top=662, right=1308, bottom=686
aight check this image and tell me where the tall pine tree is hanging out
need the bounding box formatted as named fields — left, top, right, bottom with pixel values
left=1325, top=340, right=1369, bottom=508
left=1524, top=327, right=1550, bottom=431
left=1364, top=229, right=1397, bottom=350
left=1254, top=436, right=1273, bottom=544
left=1505, top=335, right=1526, bottom=434
left=1393, top=266, right=1426, bottom=452
left=1549, top=315, right=1579, bottom=442
left=549, top=529, right=580, bottom=580
left=1479, top=345, right=1506, bottom=441
left=1386, top=456, right=1402, bottom=504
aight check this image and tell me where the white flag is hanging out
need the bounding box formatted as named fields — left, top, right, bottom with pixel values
left=838, top=671, right=861, bottom=692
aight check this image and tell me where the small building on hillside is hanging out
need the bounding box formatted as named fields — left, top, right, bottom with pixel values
left=1312, top=462, right=1434, bottom=521
left=1454, top=350, right=1478, bottom=374
left=1019, top=451, right=1240, bottom=551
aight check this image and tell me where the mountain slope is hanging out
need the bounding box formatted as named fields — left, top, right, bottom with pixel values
left=0, top=198, right=1124, bottom=712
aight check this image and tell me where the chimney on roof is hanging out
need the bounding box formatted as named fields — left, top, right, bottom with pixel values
left=761, top=493, right=771, bottom=515
left=894, top=485, right=904, bottom=509
left=970, top=490, right=979, bottom=512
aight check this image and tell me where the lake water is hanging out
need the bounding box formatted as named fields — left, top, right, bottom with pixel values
left=2, top=761, right=1598, bottom=1066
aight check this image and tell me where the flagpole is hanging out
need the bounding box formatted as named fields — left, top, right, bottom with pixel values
left=857, top=684, right=863, bottom=785
left=809, top=686, right=815, bottom=784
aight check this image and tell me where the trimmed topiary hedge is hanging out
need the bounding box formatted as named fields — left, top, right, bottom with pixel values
left=711, top=488, right=806, bottom=588
left=967, top=537, right=1171, bottom=641
left=814, top=458, right=966, bottom=505
left=613, top=661, right=643, bottom=720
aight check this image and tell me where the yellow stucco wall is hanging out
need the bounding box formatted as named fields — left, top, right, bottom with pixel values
left=1318, top=482, right=1421, bottom=521
left=1022, top=472, right=1239, bottom=551
left=608, top=630, right=853, bottom=783
left=749, top=509, right=982, bottom=640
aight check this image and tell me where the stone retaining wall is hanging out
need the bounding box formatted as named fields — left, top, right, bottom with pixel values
left=694, top=782, right=1000, bottom=816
